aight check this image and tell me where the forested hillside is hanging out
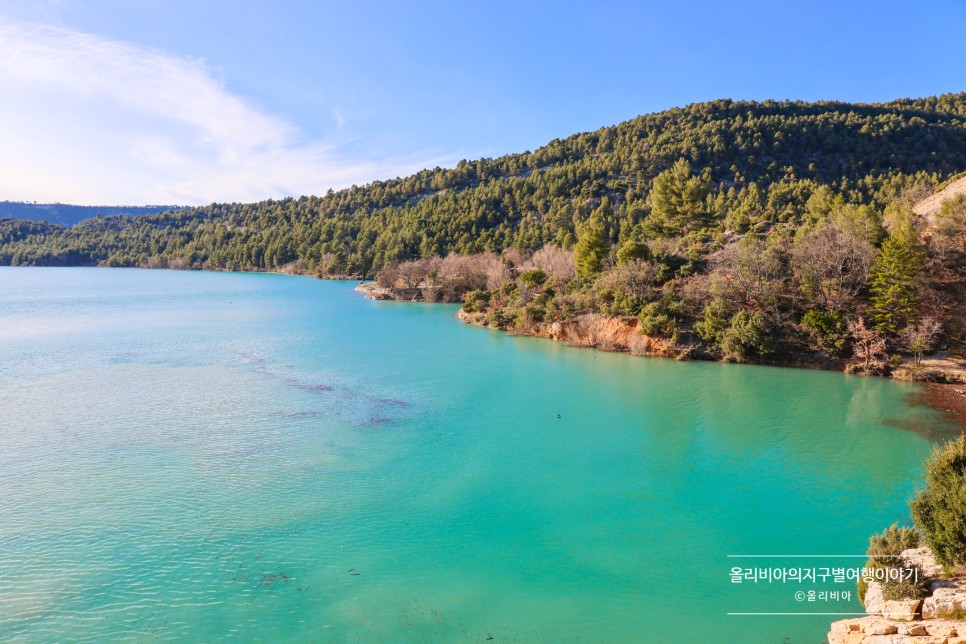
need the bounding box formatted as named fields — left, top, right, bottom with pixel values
left=0, top=202, right=184, bottom=228
left=3, top=94, right=965, bottom=374
left=2, top=94, right=965, bottom=274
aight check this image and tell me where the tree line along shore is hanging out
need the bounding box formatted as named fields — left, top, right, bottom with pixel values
left=2, top=94, right=965, bottom=391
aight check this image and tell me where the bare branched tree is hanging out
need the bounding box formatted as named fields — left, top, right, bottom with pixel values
left=712, top=236, right=787, bottom=310
left=602, top=260, right=658, bottom=300
left=848, top=317, right=887, bottom=374
left=377, top=262, right=400, bottom=288
left=378, top=253, right=509, bottom=300
left=502, top=248, right=530, bottom=271
left=482, top=254, right=513, bottom=290
left=529, top=244, right=576, bottom=284
left=901, top=317, right=943, bottom=365
left=792, top=219, right=876, bottom=310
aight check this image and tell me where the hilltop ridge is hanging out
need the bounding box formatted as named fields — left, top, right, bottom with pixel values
left=1, top=93, right=965, bottom=271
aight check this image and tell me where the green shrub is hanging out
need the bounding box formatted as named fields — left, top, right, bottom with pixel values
left=669, top=328, right=680, bottom=346
left=801, top=309, right=849, bottom=356
left=880, top=564, right=929, bottom=601
left=859, top=524, right=923, bottom=605
left=654, top=261, right=675, bottom=285
left=600, top=291, right=645, bottom=317
left=720, top=310, right=771, bottom=362
left=520, top=269, right=547, bottom=287
left=524, top=304, right=546, bottom=323
left=695, top=300, right=729, bottom=344
left=939, top=607, right=966, bottom=621
left=867, top=524, right=921, bottom=568
left=677, top=260, right=698, bottom=278
left=486, top=308, right=513, bottom=328
left=911, top=434, right=966, bottom=569
left=534, top=291, right=554, bottom=307
left=462, top=290, right=491, bottom=313
left=638, top=301, right=675, bottom=336
left=616, top=240, right=651, bottom=265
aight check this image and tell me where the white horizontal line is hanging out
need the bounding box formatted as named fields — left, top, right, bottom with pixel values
left=728, top=613, right=870, bottom=616
left=727, top=555, right=900, bottom=558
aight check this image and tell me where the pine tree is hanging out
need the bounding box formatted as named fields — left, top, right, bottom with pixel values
left=574, top=217, right=609, bottom=278
left=868, top=216, right=923, bottom=335
left=644, top=159, right=711, bottom=237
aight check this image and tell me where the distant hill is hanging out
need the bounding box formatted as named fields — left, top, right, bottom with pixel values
left=0, top=202, right=186, bottom=227
left=0, top=93, right=963, bottom=379
left=1, top=93, right=965, bottom=272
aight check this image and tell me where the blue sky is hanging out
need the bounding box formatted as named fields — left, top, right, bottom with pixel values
left=0, top=0, right=964, bottom=205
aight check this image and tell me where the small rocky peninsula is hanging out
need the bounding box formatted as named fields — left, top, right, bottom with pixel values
left=828, top=547, right=966, bottom=643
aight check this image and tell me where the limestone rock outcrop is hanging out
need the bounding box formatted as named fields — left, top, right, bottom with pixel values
left=922, top=579, right=966, bottom=620
left=457, top=310, right=681, bottom=359
left=829, top=617, right=963, bottom=643
left=828, top=547, right=966, bottom=643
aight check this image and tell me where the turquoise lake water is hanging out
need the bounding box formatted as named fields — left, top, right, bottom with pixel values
left=0, top=267, right=956, bottom=642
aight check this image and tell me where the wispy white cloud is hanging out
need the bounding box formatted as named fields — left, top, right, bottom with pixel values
left=0, top=17, right=450, bottom=205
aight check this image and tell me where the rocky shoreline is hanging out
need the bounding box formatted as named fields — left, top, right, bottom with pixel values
left=457, top=308, right=680, bottom=358
left=828, top=548, right=966, bottom=643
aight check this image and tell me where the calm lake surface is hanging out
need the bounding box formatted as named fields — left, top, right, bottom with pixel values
left=0, top=267, right=954, bottom=642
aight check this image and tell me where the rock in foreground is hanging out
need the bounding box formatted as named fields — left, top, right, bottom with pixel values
left=828, top=548, right=966, bottom=643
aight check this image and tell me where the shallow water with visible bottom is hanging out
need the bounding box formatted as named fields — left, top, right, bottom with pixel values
left=0, top=268, right=955, bottom=642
